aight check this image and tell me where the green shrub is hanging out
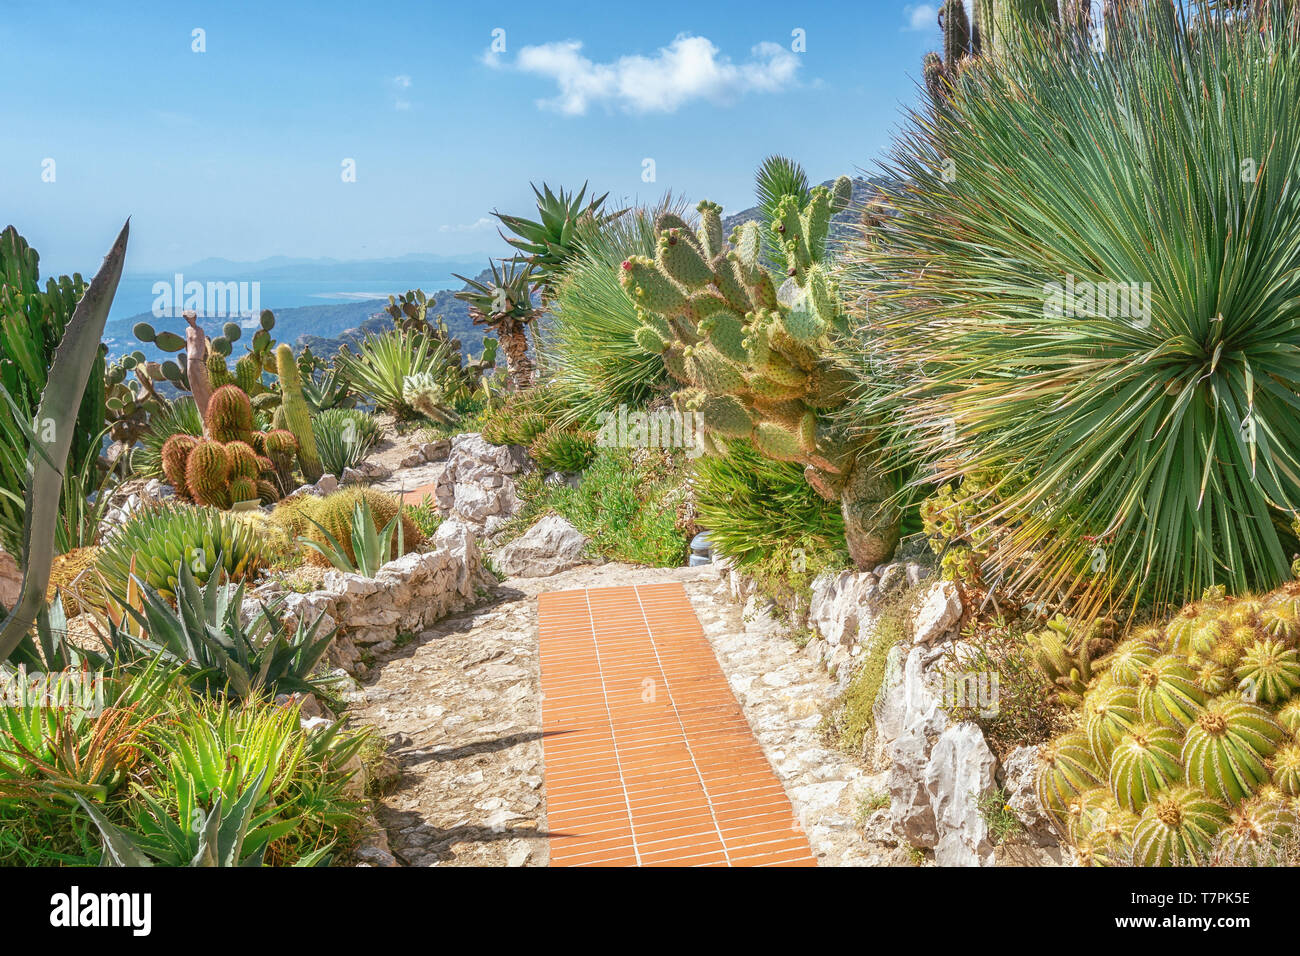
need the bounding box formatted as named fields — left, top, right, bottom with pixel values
left=312, top=408, right=382, bottom=477
left=843, top=3, right=1300, bottom=612
left=693, top=438, right=850, bottom=606
left=94, top=504, right=266, bottom=601
left=530, top=426, right=597, bottom=473
left=501, top=448, right=688, bottom=567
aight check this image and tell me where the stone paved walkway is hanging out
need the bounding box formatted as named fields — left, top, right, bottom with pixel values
left=351, top=562, right=884, bottom=866
left=538, top=582, right=816, bottom=866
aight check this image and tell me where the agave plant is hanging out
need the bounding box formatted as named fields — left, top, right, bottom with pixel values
left=0, top=222, right=128, bottom=663
left=311, top=408, right=383, bottom=477
left=101, top=559, right=334, bottom=701
left=453, top=258, right=540, bottom=391
left=843, top=2, right=1300, bottom=616
left=94, top=503, right=265, bottom=602
left=492, top=181, right=616, bottom=300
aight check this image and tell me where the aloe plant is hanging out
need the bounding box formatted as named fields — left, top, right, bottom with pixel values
left=0, top=222, right=128, bottom=662
left=299, top=499, right=406, bottom=577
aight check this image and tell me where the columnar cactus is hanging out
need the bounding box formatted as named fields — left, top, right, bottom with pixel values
left=620, top=182, right=900, bottom=568
left=274, top=343, right=322, bottom=483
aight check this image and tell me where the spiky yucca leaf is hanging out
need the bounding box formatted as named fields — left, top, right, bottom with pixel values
left=841, top=3, right=1300, bottom=615
left=1182, top=697, right=1284, bottom=805
left=1132, top=786, right=1230, bottom=867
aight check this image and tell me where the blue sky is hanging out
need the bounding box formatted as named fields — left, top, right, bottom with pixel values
left=1, top=0, right=951, bottom=276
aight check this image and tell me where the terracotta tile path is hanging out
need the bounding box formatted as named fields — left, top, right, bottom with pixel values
left=537, top=582, right=817, bottom=867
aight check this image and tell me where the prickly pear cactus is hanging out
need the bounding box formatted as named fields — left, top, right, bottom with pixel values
left=619, top=181, right=900, bottom=568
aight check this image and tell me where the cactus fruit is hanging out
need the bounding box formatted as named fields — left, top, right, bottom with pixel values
left=1132, top=786, right=1230, bottom=867
left=274, top=343, right=322, bottom=483
left=1235, top=638, right=1300, bottom=704
left=185, top=440, right=232, bottom=508
left=1084, top=685, right=1140, bottom=764
left=1137, top=656, right=1208, bottom=730
left=1182, top=697, right=1284, bottom=805
left=1035, top=730, right=1103, bottom=831
left=1109, top=724, right=1183, bottom=812
left=622, top=187, right=899, bottom=569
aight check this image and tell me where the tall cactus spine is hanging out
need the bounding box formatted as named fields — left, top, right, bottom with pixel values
left=274, top=343, right=322, bottom=483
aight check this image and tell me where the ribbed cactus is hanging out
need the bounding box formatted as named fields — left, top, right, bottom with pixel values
left=1109, top=724, right=1182, bottom=812
left=621, top=186, right=899, bottom=568
left=1182, top=698, right=1283, bottom=805
left=1041, top=580, right=1300, bottom=865
left=274, top=343, right=322, bottom=483
left=1137, top=656, right=1207, bottom=730
left=1083, top=684, right=1139, bottom=764
left=1235, top=638, right=1300, bottom=704
left=206, top=384, right=254, bottom=444
left=161, top=433, right=200, bottom=502
left=1132, top=786, right=1229, bottom=867
left=1035, top=729, right=1102, bottom=831
left=185, top=440, right=233, bottom=508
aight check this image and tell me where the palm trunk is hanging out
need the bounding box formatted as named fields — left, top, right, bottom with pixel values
left=500, top=326, right=535, bottom=390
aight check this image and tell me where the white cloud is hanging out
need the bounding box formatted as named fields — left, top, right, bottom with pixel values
left=487, top=34, right=800, bottom=115
left=904, top=4, right=940, bottom=32
left=391, top=74, right=413, bottom=110
left=439, top=217, right=494, bottom=233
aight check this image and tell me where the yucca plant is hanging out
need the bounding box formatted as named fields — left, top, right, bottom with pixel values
left=843, top=1, right=1300, bottom=616
left=301, top=365, right=354, bottom=412
left=299, top=498, right=406, bottom=578
left=335, top=328, right=458, bottom=419
left=311, top=408, right=382, bottom=477
left=94, top=503, right=265, bottom=602
left=453, top=258, right=540, bottom=391
left=550, top=197, right=685, bottom=422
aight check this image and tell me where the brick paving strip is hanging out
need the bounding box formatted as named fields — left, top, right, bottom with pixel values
left=538, top=582, right=817, bottom=867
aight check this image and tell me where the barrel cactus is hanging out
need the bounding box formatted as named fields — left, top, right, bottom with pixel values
left=1182, top=698, right=1284, bottom=805
left=1109, top=724, right=1182, bottom=812
left=1131, top=786, right=1230, bottom=867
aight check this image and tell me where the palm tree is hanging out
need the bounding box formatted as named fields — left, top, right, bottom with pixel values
left=453, top=258, right=539, bottom=391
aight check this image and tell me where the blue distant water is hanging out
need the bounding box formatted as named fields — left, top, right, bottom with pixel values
left=108, top=274, right=464, bottom=324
